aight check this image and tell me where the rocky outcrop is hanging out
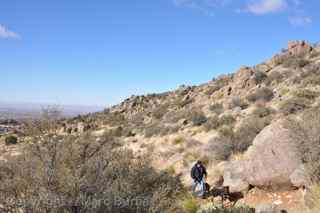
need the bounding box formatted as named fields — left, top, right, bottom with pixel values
left=287, top=40, right=313, bottom=57
left=224, top=119, right=306, bottom=192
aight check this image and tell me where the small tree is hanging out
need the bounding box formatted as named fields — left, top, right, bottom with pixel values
left=5, top=135, right=18, bottom=145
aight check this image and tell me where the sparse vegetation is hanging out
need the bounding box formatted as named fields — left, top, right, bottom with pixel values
left=247, top=87, right=274, bottom=103
left=206, top=137, right=234, bottom=161
left=292, top=89, right=319, bottom=100
left=190, top=110, right=208, bottom=126
left=307, top=184, right=320, bottom=213
left=282, top=57, right=309, bottom=68
left=228, top=97, right=248, bottom=110
left=4, top=135, right=18, bottom=145
left=204, top=114, right=236, bottom=133
left=253, top=70, right=268, bottom=84
left=252, top=104, right=272, bottom=118
left=203, top=116, right=219, bottom=131
left=233, top=115, right=270, bottom=153
left=183, top=196, right=200, bottom=213
left=197, top=203, right=254, bottom=213
left=0, top=134, right=183, bottom=213
left=209, top=103, right=224, bottom=114
left=268, top=71, right=283, bottom=83
left=279, top=97, right=308, bottom=115
left=173, top=136, right=185, bottom=145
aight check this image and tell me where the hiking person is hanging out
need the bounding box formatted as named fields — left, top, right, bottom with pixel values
left=191, top=160, right=208, bottom=198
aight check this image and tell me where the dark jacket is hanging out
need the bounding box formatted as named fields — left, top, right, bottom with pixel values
left=191, top=164, right=207, bottom=182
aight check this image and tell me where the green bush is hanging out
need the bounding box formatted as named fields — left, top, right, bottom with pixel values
left=268, top=71, right=283, bottom=83
left=183, top=197, right=200, bottom=213
left=152, top=104, right=169, bottom=119
left=190, top=111, right=208, bottom=126
left=219, top=114, right=236, bottom=127
left=0, top=134, right=183, bottom=213
left=303, top=74, right=320, bottom=86
left=247, top=87, right=274, bottom=103
left=173, top=136, right=185, bottom=145
left=279, top=97, right=308, bottom=115
left=282, top=57, right=309, bottom=68
left=5, top=135, right=18, bottom=145
left=203, top=116, right=220, bottom=132
left=197, top=202, right=254, bottom=213
left=209, top=103, right=224, bottom=114
left=233, top=116, right=270, bottom=153
left=228, top=97, right=248, bottom=110
left=253, top=70, right=268, bottom=84
left=206, top=137, right=234, bottom=161
left=252, top=105, right=271, bottom=118
left=204, top=114, right=236, bottom=132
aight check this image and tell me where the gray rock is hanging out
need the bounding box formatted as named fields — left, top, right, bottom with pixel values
left=224, top=119, right=306, bottom=192
left=290, top=164, right=308, bottom=188
left=255, top=203, right=276, bottom=213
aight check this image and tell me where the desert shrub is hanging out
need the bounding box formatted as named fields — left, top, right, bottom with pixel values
left=303, top=74, right=320, bottom=86
left=272, top=54, right=290, bottom=66
left=204, top=114, right=236, bottom=133
left=203, top=116, right=220, bottom=132
left=218, top=125, right=235, bottom=138
left=197, top=202, right=254, bottom=213
left=164, top=109, right=188, bottom=124
left=253, top=70, right=268, bottom=84
left=247, top=87, right=274, bottom=103
left=165, top=165, right=176, bottom=176
left=209, top=103, right=224, bottom=114
left=23, top=107, right=63, bottom=136
left=190, top=111, right=207, bottom=126
left=0, top=134, right=183, bottom=213
left=183, top=197, right=200, bottom=213
left=297, top=108, right=320, bottom=181
left=233, top=116, right=270, bottom=153
left=279, top=97, right=308, bottom=115
left=4, top=135, right=18, bottom=145
left=204, top=85, right=220, bottom=96
left=152, top=104, right=169, bottom=120
left=282, top=57, right=309, bottom=68
left=129, top=112, right=145, bottom=127
left=301, top=64, right=320, bottom=85
left=206, top=137, right=234, bottom=161
left=144, top=123, right=179, bottom=138
left=144, top=123, right=167, bottom=138
left=228, top=97, right=248, bottom=110
left=268, top=71, right=283, bottom=83
left=219, top=114, right=236, bottom=127
left=284, top=107, right=320, bottom=183
left=307, top=184, right=320, bottom=212
left=175, top=96, right=193, bottom=108
left=292, top=89, right=319, bottom=100
left=310, top=50, right=320, bottom=58
left=252, top=104, right=271, bottom=118
left=102, top=111, right=126, bottom=126
left=173, top=136, right=185, bottom=145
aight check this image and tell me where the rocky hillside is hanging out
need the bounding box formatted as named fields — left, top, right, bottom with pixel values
left=1, top=40, right=320, bottom=213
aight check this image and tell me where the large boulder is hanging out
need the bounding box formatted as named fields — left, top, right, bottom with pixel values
left=224, top=119, right=306, bottom=192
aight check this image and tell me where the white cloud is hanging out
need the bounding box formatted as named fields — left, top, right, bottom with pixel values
left=173, top=0, right=232, bottom=15
left=0, top=24, right=20, bottom=39
left=246, top=0, right=288, bottom=15
left=288, top=16, right=312, bottom=26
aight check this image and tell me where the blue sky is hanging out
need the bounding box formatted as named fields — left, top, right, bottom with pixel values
left=0, top=0, right=319, bottom=107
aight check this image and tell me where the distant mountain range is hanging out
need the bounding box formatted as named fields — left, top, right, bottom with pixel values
left=0, top=101, right=104, bottom=120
